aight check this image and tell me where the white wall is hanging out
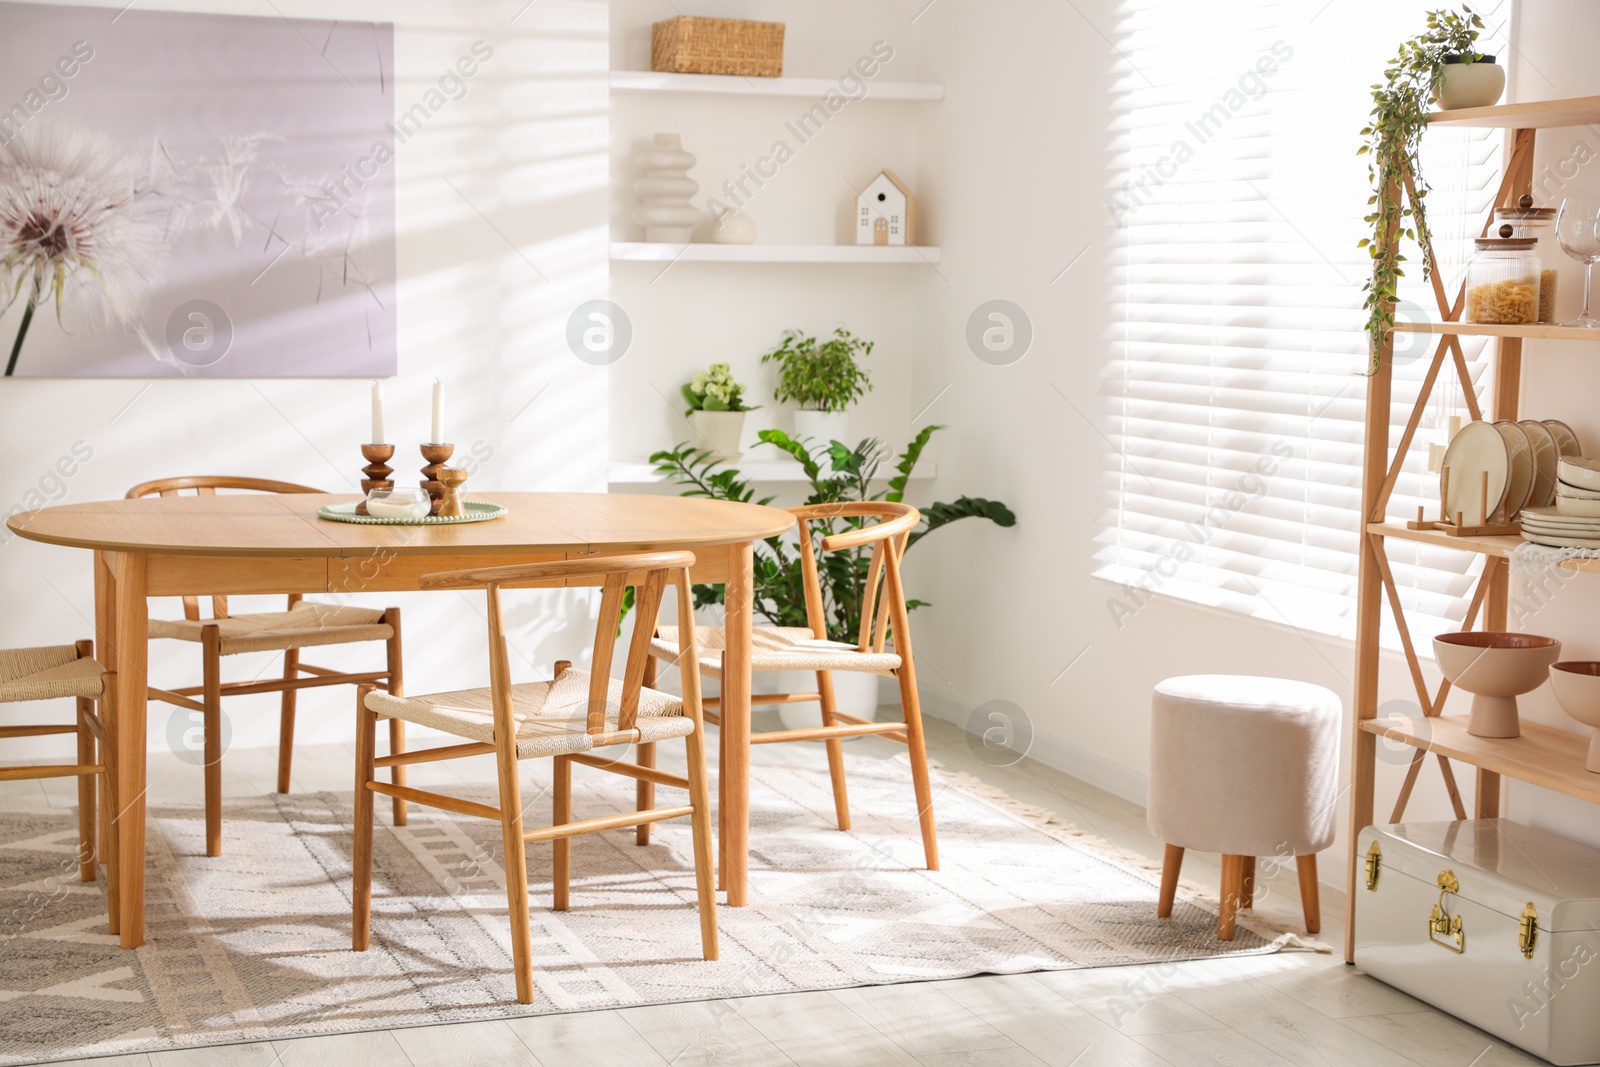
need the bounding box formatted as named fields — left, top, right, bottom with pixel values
left=0, top=0, right=612, bottom=758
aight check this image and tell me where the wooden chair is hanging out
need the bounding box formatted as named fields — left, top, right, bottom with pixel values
left=352, top=550, right=718, bottom=1005
left=0, top=643, right=113, bottom=899
left=646, top=502, right=938, bottom=871
left=127, top=476, right=406, bottom=857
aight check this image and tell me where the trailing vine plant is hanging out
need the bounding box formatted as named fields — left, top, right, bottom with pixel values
left=1359, top=5, right=1485, bottom=370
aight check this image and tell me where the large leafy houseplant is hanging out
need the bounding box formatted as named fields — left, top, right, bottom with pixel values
left=1359, top=5, right=1485, bottom=368
left=649, top=427, right=1015, bottom=642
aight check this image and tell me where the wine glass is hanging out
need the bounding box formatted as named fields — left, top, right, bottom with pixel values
left=1556, top=198, right=1600, bottom=327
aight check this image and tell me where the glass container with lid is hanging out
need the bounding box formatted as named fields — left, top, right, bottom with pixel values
left=1495, top=195, right=1559, bottom=322
left=1466, top=223, right=1541, bottom=325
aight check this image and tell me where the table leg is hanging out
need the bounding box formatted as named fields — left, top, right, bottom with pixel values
left=721, top=541, right=753, bottom=907
left=111, top=552, right=149, bottom=948
left=93, top=552, right=119, bottom=937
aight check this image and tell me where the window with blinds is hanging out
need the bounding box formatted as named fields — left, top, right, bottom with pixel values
left=1095, top=0, right=1507, bottom=647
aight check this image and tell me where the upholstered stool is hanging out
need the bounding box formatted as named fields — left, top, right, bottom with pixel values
left=1148, top=674, right=1340, bottom=940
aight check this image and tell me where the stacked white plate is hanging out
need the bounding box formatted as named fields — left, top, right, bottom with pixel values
left=1445, top=419, right=1581, bottom=530
left=1524, top=436, right=1600, bottom=548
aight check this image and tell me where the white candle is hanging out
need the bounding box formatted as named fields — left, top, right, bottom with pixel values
left=370, top=381, right=385, bottom=444
left=431, top=379, right=444, bottom=444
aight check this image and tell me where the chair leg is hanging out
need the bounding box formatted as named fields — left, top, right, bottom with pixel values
left=75, top=696, right=96, bottom=882
left=388, top=719, right=408, bottom=827
left=636, top=657, right=657, bottom=846
left=202, top=626, right=224, bottom=858
left=276, top=648, right=298, bottom=794
left=1241, top=856, right=1256, bottom=910
left=352, top=687, right=377, bottom=951
left=716, top=681, right=729, bottom=891
left=684, top=724, right=719, bottom=960
left=1218, top=854, right=1245, bottom=941
left=816, top=670, right=851, bottom=832
left=1157, top=844, right=1183, bottom=918
left=384, top=608, right=406, bottom=826
left=552, top=755, right=571, bottom=912
left=1296, top=854, right=1322, bottom=934
left=99, top=683, right=119, bottom=934
left=495, top=742, right=535, bottom=1004
left=895, top=666, right=939, bottom=870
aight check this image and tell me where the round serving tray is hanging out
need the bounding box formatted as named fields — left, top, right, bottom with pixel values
left=317, top=501, right=507, bottom=525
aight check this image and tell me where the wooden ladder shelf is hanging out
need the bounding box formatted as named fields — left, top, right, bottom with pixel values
left=1347, top=97, right=1600, bottom=963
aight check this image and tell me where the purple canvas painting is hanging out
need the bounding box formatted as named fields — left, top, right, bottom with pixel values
left=0, top=3, right=396, bottom=377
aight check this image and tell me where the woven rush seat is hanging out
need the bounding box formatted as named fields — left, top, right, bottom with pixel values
left=651, top=625, right=901, bottom=676
left=365, top=667, right=691, bottom=758
left=149, top=601, right=394, bottom=655
left=0, top=645, right=106, bottom=702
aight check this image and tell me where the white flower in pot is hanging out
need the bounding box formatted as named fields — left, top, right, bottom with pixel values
left=760, top=326, right=873, bottom=458
left=682, top=361, right=755, bottom=462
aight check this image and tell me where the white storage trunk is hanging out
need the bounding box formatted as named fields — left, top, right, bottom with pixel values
left=1355, top=820, right=1600, bottom=1065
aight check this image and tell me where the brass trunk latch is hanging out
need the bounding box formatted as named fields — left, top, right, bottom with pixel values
left=1365, top=840, right=1382, bottom=891
left=1519, top=902, right=1539, bottom=959
left=1428, top=869, right=1465, bottom=954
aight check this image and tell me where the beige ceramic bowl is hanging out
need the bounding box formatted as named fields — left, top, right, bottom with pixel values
left=1433, top=632, right=1561, bottom=738
left=1550, top=662, right=1600, bottom=773
left=1558, top=456, right=1600, bottom=493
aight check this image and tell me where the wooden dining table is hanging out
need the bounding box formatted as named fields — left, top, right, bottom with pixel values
left=6, top=491, right=794, bottom=948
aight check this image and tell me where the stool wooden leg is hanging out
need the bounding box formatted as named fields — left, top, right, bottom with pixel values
left=201, top=625, right=224, bottom=858
left=1157, top=844, right=1183, bottom=918
left=1241, top=856, right=1255, bottom=910
left=1296, top=854, right=1321, bottom=934
left=1219, top=854, right=1244, bottom=941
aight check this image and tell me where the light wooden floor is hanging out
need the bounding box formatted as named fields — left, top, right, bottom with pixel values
left=4, top=715, right=1545, bottom=1067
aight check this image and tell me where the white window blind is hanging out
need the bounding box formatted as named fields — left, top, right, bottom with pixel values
left=1096, top=0, right=1507, bottom=646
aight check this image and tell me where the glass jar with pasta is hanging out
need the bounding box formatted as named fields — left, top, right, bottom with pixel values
left=1465, top=225, right=1541, bottom=325
left=1494, top=197, right=1559, bottom=322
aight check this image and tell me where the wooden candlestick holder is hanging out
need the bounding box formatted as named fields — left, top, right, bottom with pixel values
left=420, top=443, right=455, bottom=515
left=356, top=444, right=396, bottom=516
left=437, top=466, right=469, bottom=518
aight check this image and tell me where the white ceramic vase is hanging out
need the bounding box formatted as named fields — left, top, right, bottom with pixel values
left=791, top=410, right=848, bottom=453
left=632, top=133, right=701, bottom=242
left=712, top=209, right=757, bottom=245
left=1435, top=58, right=1505, bottom=110
left=689, top=410, right=745, bottom=462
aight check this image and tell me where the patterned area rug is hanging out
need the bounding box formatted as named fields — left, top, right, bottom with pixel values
left=0, top=754, right=1307, bottom=1064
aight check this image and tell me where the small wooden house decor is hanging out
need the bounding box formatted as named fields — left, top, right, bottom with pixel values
left=855, top=170, right=916, bottom=246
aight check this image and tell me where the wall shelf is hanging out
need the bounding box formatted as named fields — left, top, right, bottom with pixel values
left=610, top=71, right=944, bottom=102
left=1393, top=321, right=1600, bottom=341
left=610, top=456, right=937, bottom=485
left=610, top=243, right=942, bottom=265
left=1428, top=95, right=1600, bottom=129
left=1361, top=715, right=1600, bottom=806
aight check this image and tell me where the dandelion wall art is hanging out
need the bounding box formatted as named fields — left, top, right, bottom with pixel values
left=0, top=4, right=396, bottom=377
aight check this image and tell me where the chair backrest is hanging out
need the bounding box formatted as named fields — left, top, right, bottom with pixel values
left=420, top=551, right=702, bottom=743
left=125, top=476, right=324, bottom=619
left=788, top=502, right=921, bottom=654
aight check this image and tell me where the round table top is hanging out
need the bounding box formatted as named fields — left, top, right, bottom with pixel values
left=6, top=492, right=795, bottom=558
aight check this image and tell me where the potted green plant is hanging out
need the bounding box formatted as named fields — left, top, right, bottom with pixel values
left=649, top=427, right=1015, bottom=716
left=1360, top=6, right=1493, bottom=366
left=760, top=327, right=873, bottom=453
left=681, top=361, right=755, bottom=462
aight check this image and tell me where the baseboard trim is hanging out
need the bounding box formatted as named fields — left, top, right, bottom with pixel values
left=918, top=689, right=1149, bottom=808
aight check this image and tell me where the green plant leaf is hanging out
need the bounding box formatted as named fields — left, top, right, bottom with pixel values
left=888, top=424, right=943, bottom=503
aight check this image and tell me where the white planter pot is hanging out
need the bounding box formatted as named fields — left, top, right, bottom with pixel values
left=688, top=410, right=745, bottom=462
left=790, top=410, right=849, bottom=453
left=770, top=669, right=884, bottom=729
left=1435, top=59, right=1505, bottom=110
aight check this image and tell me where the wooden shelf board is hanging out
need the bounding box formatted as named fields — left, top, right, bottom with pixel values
left=1392, top=321, right=1600, bottom=341
left=1428, top=95, right=1600, bottom=129
left=1360, top=714, right=1600, bottom=804
left=610, top=71, right=944, bottom=102
left=610, top=242, right=942, bottom=265
left=1369, top=522, right=1600, bottom=573
left=608, top=458, right=937, bottom=485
